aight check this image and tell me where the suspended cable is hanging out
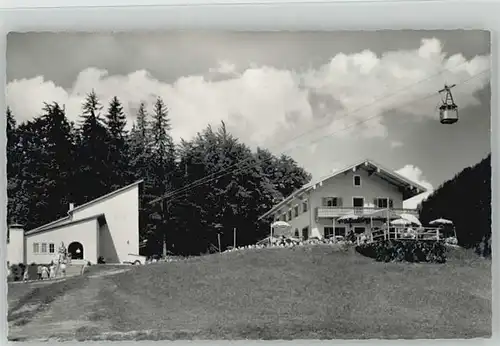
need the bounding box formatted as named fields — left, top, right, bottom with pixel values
left=151, top=66, right=490, bottom=205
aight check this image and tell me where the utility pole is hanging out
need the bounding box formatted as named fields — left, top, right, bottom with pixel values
left=233, top=227, right=236, bottom=248
left=218, top=233, right=222, bottom=254
left=161, top=199, right=167, bottom=258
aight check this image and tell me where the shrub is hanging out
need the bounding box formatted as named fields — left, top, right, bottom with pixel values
left=8, top=263, right=24, bottom=281
left=355, top=239, right=447, bottom=263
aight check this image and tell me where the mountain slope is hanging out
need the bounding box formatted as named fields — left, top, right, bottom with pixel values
left=418, top=154, right=491, bottom=254
left=8, top=246, right=491, bottom=341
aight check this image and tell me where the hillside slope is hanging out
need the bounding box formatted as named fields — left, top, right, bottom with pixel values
left=419, top=154, right=491, bottom=252
left=8, top=246, right=491, bottom=341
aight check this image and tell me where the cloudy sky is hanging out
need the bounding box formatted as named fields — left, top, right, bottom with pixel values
left=6, top=30, right=491, bottom=208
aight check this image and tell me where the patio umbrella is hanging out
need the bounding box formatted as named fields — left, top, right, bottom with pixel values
left=271, top=221, right=291, bottom=228
left=400, top=213, right=422, bottom=226
left=270, top=221, right=291, bottom=242
left=337, top=214, right=360, bottom=222
left=390, top=218, right=412, bottom=226
left=429, top=218, right=453, bottom=226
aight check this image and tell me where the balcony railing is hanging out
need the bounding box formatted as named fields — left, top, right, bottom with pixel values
left=316, top=206, right=418, bottom=219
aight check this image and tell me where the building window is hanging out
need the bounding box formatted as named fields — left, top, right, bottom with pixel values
left=302, top=200, right=308, bottom=213
left=335, top=227, right=346, bottom=237
left=322, top=197, right=342, bottom=207
left=41, top=243, right=47, bottom=253
left=375, top=198, right=389, bottom=208
left=49, top=243, right=55, bottom=253
left=294, top=205, right=299, bottom=217
left=287, top=210, right=292, bottom=221
left=354, top=227, right=365, bottom=234
left=353, top=197, right=364, bottom=208
left=324, top=227, right=334, bottom=239
left=33, top=243, right=39, bottom=253
left=294, top=228, right=299, bottom=237
left=302, top=227, right=309, bottom=240
left=353, top=175, right=361, bottom=187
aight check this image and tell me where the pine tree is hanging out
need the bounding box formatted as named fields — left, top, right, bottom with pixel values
left=129, top=102, right=153, bottom=180
left=150, top=97, right=177, bottom=255
left=12, top=103, right=77, bottom=229
left=76, top=90, right=111, bottom=203
left=419, top=154, right=491, bottom=249
left=129, top=102, right=158, bottom=250
left=6, top=107, right=23, bottom=224
left=104, top=96, right=131, bottom=190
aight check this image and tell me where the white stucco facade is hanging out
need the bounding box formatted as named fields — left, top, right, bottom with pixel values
left=8, top=180, right=142, bottom=265
left=7, top=225, right=25, bottom=265
left=25, top=217, right=100, bottom=264
left=70, top=184, right=140, bottom=264
left=262, top=160, right=427, bottom=240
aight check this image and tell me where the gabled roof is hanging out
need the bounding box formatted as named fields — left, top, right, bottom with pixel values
left=27, top=180, right=143, bottom=234
left=25, top=213, right=106, bottom=236
left=70, top=180, right=143, bottom=214
left=258, top=159, right=428, bottom=220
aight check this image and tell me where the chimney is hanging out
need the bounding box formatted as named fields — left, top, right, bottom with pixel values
left=7, top=224, right=25, bottom=264
left=69, top=203, right=75, bottom=212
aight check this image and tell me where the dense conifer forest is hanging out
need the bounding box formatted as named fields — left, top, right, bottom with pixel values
left=6, top=92, right=311, bottom=256
left=6, top=91, right=491, bottom=257
left=419, top=154, right=491, bottom=257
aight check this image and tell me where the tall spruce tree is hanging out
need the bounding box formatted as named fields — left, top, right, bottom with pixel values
left=419, top=154, right=491, bottom=252
left=104, top=96, right=131, bottom=190
left=129, top=102, right=153, bottom=183
left=6, top=107, right=23, bottom=225
left=150, top=97, right=177, bottom=255
left=76, top=90, right=111, bottom=203
left=129, top=102, right=158, bottom=251
left=13, top=103, right=77, bottom=229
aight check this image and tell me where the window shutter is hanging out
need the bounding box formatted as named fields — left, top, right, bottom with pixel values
left=389, top=199, right=394, bottom=208
left=338, top=197, right=343, bottom=207
left=373, top=198, right=378, bottom=207
left=322, top=197, right=327, bottom=206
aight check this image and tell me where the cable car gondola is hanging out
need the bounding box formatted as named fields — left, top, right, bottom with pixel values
left=438, top=84, right=458, bottom=124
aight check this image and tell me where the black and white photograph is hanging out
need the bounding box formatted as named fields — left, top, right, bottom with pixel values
left=5, top=30, right=492, bottom=341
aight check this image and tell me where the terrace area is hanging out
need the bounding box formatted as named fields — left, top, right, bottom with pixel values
left=316, top=206, right=418, bottom=218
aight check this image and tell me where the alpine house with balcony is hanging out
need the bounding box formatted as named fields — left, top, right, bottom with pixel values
left=259, top=159, right=428, bottom=240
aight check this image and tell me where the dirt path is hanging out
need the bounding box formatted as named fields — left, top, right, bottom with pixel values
left=8, top=267, right=132, bottom=341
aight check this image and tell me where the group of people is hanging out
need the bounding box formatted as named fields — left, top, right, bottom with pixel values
left=21, top=241, right=69, bottom=282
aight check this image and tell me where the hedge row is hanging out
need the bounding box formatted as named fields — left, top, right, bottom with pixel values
left=355, top=239, right=447, bottom=263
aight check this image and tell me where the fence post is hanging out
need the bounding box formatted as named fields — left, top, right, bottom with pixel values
left=233, top=228, right=236, bottom=248
left=218, top=233, right=221, bottom=253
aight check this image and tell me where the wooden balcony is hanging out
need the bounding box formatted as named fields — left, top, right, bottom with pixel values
left=316, top=206, right=418, bottom=219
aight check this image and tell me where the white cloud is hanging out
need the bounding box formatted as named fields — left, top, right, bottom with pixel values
left=396, top=164, right=434, bottom=209
left=209, top=60, right=238, bottom=75
left=6, top=38, right=490, bottom=149
left=390, top=140, right=404, bottom=149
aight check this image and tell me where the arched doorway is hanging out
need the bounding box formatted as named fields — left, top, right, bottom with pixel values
left=68, top=242, right=84, bottom=260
